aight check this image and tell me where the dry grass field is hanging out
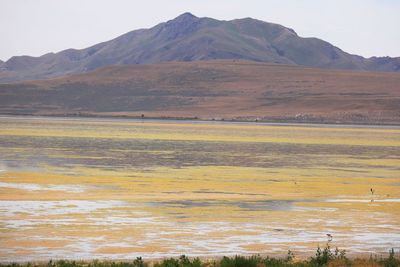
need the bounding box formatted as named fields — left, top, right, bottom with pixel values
left=1, top=61, right=399, bottom=124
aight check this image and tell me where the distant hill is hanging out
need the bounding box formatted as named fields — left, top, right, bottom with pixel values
left=1, top=13, right=399, bottom=82
left=1, top=60, right=399, bottom=124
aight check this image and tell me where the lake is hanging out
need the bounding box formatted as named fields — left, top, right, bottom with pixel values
left=0, top=116, right=399, bottom=261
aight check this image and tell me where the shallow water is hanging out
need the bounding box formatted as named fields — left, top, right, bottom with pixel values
left=0, top=116, right=399, bottom=261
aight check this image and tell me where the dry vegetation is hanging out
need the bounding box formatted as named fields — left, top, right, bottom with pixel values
left=1, top=61, right=400, bottom=124
left=1, top=247, right=399, bottom=267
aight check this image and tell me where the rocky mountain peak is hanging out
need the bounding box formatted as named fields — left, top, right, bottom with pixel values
left=161, top=12, right=202, bottom=40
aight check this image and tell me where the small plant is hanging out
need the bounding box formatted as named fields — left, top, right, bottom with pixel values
left=220, top=255, right=261, bottom=267
left=47, top=260, right=55, bottom=267
left=178, top=255, right=201, bottom=267
left=154, top=256, right=202, bottom=267
left=286, top=250, right=295, bottom=262
left=262, top=257, right=288, bottom=267
left=154, top=258, right=179, bottom=267
left=380, top=248, right=400, bottom=267
left=133, top=257, right=146, bottom=267
left=310, top=245, right=334, bottom=266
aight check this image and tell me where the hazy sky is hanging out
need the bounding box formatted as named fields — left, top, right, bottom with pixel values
left=1, top=0, right=399, bottom=61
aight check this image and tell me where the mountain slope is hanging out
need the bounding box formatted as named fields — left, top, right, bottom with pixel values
left=1, top=13, right=399, bottom=82
left=1, top=60, right=399, bottom=124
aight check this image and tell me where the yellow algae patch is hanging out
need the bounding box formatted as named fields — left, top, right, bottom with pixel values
left=241, top=243, right=275, bottom=252
left=299, top=201, right=400, bottom=215
left=0, top=171, right=93, bottom=185
left=1, top=164, right=399, bottom=202
left=207, top=230, right=260, bottom=238
left=1, top=118, right=399, bottom=146
left=4, top=239, right=71, bottom=248
left=95, top=245, right=171, bottom=254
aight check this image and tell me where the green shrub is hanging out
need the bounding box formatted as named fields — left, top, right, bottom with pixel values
left=154, top=258, right=180, bottom=267
left=309, top=245, right=348, bottom=266
left=132, top=257, right=146, bottom=267
left=380, top=249, right=400, bottom=267
left=220, top=255, right=262, bottom=267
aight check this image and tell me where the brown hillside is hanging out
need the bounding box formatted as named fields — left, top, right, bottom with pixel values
left=1, top=60, right=399, bottom=124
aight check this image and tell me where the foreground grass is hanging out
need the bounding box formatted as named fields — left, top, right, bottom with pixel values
left=1, top=247, right=399, bottom=267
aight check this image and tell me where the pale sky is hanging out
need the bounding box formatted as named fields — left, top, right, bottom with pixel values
left=0, top=0, right=399, bottom=61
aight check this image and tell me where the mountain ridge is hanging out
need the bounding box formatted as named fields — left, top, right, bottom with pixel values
left=1, top=12, right=399, bottom=82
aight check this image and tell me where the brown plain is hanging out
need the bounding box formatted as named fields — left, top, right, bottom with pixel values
left=0, top=60, right=399, bottom=124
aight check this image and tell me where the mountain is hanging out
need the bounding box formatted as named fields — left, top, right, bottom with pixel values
left=1, top=60, right=399, bottom=124
left=1, top=12, right=399, bottom=83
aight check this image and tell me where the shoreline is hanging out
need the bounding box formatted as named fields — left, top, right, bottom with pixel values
left=1, top=114, right=400, bottom=129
